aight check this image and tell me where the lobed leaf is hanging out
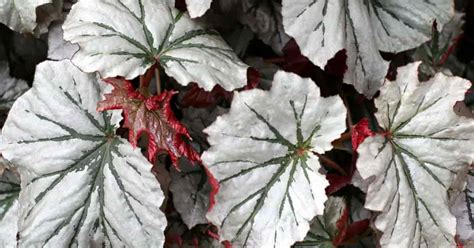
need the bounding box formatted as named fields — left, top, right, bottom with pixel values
left=356, top=62, right=474, bottom=247
left=1, top=60, right=167, bottom=247
left=282, top=0, right=453, bottom=97
left=63, top=0, right=248, bottom=91
left=202, top=71, right=347, bottom=247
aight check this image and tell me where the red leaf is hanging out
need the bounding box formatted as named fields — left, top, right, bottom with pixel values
left=326, top=173, right=352, bottom=195
left=351, top=118, right=375, bottom=151
left=180, top=83, right=232, bottom=108
left=333, top=206, right=370, bottom=246
left=97, top=78, right=200, bottom=168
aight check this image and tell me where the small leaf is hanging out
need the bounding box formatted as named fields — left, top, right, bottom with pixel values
left=356, top=62, right=474, bottom=247
left=202, top=71, right=347, bottom=247
left=97, top=78, right=200, bottom=166
left=63, top=0, right=248, bottom=91
left=1, top=60, right=167, bottom=247
left=282, top=0, right=453, bottom=97
left=170, top=158, right=213, bottom=229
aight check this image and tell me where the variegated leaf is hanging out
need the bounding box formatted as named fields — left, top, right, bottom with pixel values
left=202, top=71, right=347, bottom=247
left=63, top=0, right=248, bottom=91
left=282, top=0, right=453, bottom=97
left=0, top=60, right=167, bottom=247
left=356, top=62, right=474, bottom=247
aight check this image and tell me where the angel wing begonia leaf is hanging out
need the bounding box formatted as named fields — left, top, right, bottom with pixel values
left=97, top=78, right=200, bottom=166
left=0, top=168, right=20, bottom=248
left=356, top=62, right=474, bottom=247
left=0, top=60, right=167, bottom=247
left=0, top=0, right=63, bottom=34
left=282, top=0, right=453, bottom=97
left=62, top=0, right=248, bottom=91
left=202, top=71, right=347, bottom=247
left=186, top=0, right=212, bottom=18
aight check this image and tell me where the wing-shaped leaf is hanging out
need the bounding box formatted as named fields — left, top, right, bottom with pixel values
left=63, top=0, right=248, bottom=91
left=0, top=168, right=20, bottom=248
left=0, top=60, right=167, bottom=247
left=0, top=0, right=62, bottom=34
left=202, top=71, right=347, bottom=247
left=356, top=62, right=474, bottom=247
left=97, top=78, right=201, bottom=166
left=282, top=0, right=453, bottom=97
left=0, top=62, right=29, bottom=110
left=186, top=0, right=212, bottom=18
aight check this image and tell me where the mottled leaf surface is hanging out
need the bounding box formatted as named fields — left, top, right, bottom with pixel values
left=356, top=62, right=474, bottom=247
left=202, top=71, right=347, bottom=247
left=1, top=60, right=167, bottom=247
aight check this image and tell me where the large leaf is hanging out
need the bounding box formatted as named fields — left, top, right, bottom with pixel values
left=356, top=62, right=474, bottom=247
left=0, top=60, right=167, bottom=247
left=0, top=167, right=20, bottom=248
left=0, top=0, right=63, bottom=34
left=0, top=62, right=29, bottom=111
left=63, top=0, right=248, bottom=91
left=282, top=0, right=453, bottom=97
left=186, top=0, right=212, bottom=18
left=202, top=71, right=347, bottom=247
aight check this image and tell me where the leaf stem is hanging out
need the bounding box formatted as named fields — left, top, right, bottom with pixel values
left=313, top=152, right=347, bottom=176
